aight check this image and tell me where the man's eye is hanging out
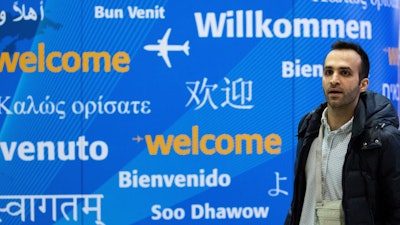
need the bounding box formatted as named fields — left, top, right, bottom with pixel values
left=341, top=70, right=351, bottom=76
left=324, top=70, right=333, bottom=76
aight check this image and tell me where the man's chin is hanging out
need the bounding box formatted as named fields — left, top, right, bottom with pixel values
left=327, top=100, right=342, bottom=109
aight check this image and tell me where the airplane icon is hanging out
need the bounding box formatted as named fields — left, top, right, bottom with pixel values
left=144, top=28, right=190, bottom=68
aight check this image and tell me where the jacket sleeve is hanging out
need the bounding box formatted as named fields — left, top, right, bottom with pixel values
left=284, top=210, right=292, bottom=225
left=283, top=112, right=312, bottom=225
left=380, top=126, right=400, bottom=224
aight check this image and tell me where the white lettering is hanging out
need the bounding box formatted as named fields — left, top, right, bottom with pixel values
left=119, top=168, right=231, bottom=188
left=371, top=0, right=400, bottom=11
left=94, top=6, right=124, bottom=19
left=194, top=10, right=372, bottom=39
left=127, top=5, right=166, bottom=19
left=191, top=202, right=269, bottom=219
left=282, top=59, right=323, bottom=78
left=151, top=205, right=185, bottom=220
left=312, top=0, right=369, bottom=10
left=0, top=136, right=108, bottom=161
left=382, top=83, right=400, bottom=101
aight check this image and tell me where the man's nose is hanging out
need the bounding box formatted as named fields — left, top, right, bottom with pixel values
left=330, top=73, right=340, bottom=85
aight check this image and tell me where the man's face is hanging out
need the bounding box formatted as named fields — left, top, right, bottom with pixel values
left=322, top=49, right=368, bottom=111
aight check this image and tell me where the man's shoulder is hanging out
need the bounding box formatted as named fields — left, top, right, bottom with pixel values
left=362, top=123, right=400, bottom=152
left=298, top=103, right=326, bottom=134
left=300, top=103, right=326, bottom=123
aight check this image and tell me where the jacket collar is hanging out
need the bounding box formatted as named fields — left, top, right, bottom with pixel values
left=299, top=91, right=399, bottom=138
left=353, top=90, right=399, bottom=136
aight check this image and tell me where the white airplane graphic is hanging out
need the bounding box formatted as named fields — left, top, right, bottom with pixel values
left=144, top=28, right=190, bottom=68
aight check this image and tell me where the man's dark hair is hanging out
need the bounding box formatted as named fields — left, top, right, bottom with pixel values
left=331, top=41, right=370, bottom=79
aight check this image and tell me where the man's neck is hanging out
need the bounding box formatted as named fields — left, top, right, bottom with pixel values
left=326, top=107, right=354, bottom=131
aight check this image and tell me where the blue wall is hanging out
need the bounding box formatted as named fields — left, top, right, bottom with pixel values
left=0, top=0, right=399, bottom=224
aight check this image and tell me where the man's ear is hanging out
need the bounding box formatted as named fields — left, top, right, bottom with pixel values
left=360, top=78, right=369, bottom=92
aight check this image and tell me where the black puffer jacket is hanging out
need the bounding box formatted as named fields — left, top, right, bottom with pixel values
left=285, top=91, right=400, bottom=225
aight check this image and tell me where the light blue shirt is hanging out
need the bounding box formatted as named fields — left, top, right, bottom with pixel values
left=300, top=108, right=353, bottom=225
left=321, top=108, right=353, bottom=201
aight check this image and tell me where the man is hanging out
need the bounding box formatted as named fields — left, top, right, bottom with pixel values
left=285, top=41, right=400, bottom=224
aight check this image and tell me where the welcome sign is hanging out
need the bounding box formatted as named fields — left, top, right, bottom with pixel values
left=0, top=0, right=399, bottom=224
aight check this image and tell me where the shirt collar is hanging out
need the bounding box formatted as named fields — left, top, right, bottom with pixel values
left=321, top=107, right=353, bottom=134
